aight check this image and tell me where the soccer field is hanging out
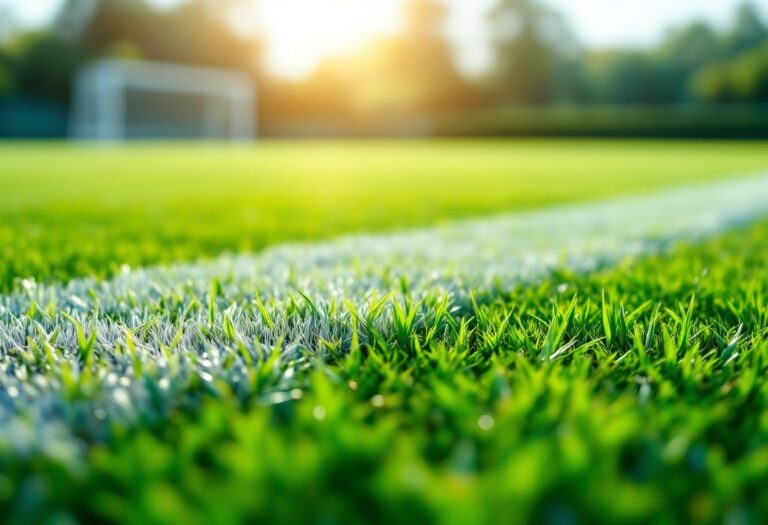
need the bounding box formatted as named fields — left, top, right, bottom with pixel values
left=3, top=140, right=768, bottom=291
left=3, top=140, right=768, bottom=524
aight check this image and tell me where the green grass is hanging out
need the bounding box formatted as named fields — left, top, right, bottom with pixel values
left=2, top=140, right=768, bottom=291
left=2, top=140, right=768, bottom=524
left=5, top=217, right=768, bottom=524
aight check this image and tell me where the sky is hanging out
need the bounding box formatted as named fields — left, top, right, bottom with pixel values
left=2, top=0, right=767, bottom=77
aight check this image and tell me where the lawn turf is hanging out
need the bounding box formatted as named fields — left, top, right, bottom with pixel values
left=3, top=214, right=768, bottom=524
left=2, top=140, right=768, bottom=291
left=2, top=140, right=768, bottom=524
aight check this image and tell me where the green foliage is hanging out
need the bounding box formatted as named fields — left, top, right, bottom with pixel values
left=329, top=0, right=469, bottom=115
left=60, top=0, right=260, bottom=71
left=489, top=0, right=575, bottom=105
left=0, top=60, right=13, bottom=95
left=577, top=3, right=767, bottom=106
left=1, top=0, right=767, bottom=139
left=3, top=31, right=85, bottom=104
left=436, top=105, right=768, bottom=138
left=692, top=42, right=768, bottom=103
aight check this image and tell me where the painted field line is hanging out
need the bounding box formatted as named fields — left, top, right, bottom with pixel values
left=4, top=172, right=768, bottom=315
left=0, top=172, right=768, bottom=456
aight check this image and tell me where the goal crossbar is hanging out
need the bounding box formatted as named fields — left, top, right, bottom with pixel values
left=70, top=59, right=256, bottom=140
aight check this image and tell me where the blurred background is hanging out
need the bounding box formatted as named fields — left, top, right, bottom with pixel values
left=0, top=0, right=767, bottom=139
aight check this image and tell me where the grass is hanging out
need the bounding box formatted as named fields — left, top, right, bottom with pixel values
left=2, top=140, right=768, bottom=524
left=2, top=140, right=768, bottom=291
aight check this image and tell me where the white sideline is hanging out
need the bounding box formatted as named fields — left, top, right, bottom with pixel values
left=4, top=172, right=768, bottom=314
left=1, top=172, right=768, bottom=458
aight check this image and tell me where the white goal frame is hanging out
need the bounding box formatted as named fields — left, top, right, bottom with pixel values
left=70, top=59, right=256, bottom=140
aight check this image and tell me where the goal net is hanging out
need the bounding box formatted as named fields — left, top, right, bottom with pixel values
left=70, top=59, right=256, bottom=140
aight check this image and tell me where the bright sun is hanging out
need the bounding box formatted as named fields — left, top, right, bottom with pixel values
left=257, top=0, right=403, bottom=78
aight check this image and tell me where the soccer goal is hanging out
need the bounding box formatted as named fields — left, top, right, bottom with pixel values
left=70, top=59, right=256, bottom=140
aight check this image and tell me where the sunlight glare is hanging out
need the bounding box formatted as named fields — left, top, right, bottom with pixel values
left=258, top=0, right=402, bottom=78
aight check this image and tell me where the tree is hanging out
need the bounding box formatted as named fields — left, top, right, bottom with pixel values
left=396, top=0, right=469, bottom=112
left=324, top=0, right=467, bottom=116
left=692, top=42, right=768, bottom=103
left=488, top=0, right=575, bottom=105
left=660, top=21, right=721, bottom=71
left=57, top=0, right=261, bottom=72
left=4, top=31, right=85, bottom=104
left=585, top=51, right=678, bottom=105
left=725, top=2, right=768, bottom=55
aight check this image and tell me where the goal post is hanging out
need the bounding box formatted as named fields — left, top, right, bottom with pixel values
left=70, top=59, right=256, bottom=140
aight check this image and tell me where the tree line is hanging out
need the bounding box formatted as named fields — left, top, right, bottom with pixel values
left=0, top=0, right=766, bottom=135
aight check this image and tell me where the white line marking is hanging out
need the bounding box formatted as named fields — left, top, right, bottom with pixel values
left=1, top=173, right=768, bottom=456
